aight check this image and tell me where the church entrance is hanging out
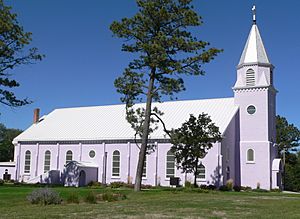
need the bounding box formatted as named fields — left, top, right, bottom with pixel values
left=79, top=170, right=86, bottom=187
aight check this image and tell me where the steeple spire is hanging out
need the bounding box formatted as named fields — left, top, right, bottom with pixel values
left=252, top=5, right=256, bottom=24
left=238, top=6, right=270, bottom=68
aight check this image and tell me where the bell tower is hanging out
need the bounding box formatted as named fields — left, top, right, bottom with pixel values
left=233, top=6, right=277, bottom=189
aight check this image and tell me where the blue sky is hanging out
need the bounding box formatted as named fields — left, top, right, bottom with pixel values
left=1, top=0, right=300, bottom=130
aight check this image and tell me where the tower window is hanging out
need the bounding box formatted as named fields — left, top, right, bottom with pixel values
left=89, top=150, right=96, bottom=158
left=247, top=149, right=255, bottom=162
left=247, top=105, right=256, bottom=115
left=246, top=68, right=255, bottom=86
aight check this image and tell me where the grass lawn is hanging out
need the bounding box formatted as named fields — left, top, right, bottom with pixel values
left=0, top=185, right=300, bottom=219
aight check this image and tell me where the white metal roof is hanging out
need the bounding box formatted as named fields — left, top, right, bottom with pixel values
left=238, top=24, right=270, bottom=66
left=13, top=97, right=238, bottom=143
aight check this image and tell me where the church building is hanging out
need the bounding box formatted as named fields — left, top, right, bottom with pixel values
left=0, top=8, right=282, bottom=190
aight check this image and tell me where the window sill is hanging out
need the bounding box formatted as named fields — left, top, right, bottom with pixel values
left=246, top=161, right=255, bottom=164
left=111, top=176, right=121, bottom=179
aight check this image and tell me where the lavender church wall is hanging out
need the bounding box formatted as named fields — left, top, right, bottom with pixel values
left=16, top=140, right=227, bottom=187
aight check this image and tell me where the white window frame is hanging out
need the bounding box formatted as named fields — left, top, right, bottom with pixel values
left=66, top=150, right=73, bottom=164
left=24, top=150, right=31, bottom=174
left=166, top=150, right=175, bottom=178
left=246, top=149, right=255, bottom=163
left=246, top=68, right=255, bottom=86
left=142, top=155, right=147, bottom=178
left=112, top=150, right=120, bottom=177
left=196, top=163, right=206, bottom=180
left=44, top=150, right=51, bottom=173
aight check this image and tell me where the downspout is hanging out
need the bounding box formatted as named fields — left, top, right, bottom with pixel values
left=127, top=142, right=131, bottom=184
left=35, top=143, right=40, bottom=177
left=102, top=142, right=107, bottom=184
left=56, top=143, right=60, bottom=169
left=16, top=143, right=21, bottom=182
left=155, top=142, right=158, bottom=186
left=79, top=142, right=82, bottom=161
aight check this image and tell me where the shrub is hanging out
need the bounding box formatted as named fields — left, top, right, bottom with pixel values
left=184, top=181, right=192, bottom=188
left=87, top=181, right=103, bottom=188
left=252, top=188, right=269, bottom=193
left=141, top=184, right=152, bottom=189
left=0, top=179, right=4, bottom=186
left=99, top=192, right=127, bottom=202
left=200, top=184, right=208, bottom=190
left=233, top=185, right=241, bottom=192
left=85, top=191, right=97, bottom=204
left=240, top=186, right=252, bottom=191
left=207, top=184, right=216, bottom=190
left=219, top=185, right=229, bottom=191
left=199, top=184, right=216, bottom=190
left=270, top=188, right=281, bottom=192
left=226, top=179, right=234, bottom=191
left=27, top=188, right=62, bottom=205
left=110, top=181, right=125, bottom=189
left=256, top=182, right=261, bottom=189
left=66, top=192, right=80, bottom=204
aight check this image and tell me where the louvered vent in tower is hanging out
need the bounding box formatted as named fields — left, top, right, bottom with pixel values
left=246, top=69, right=255, bottom=86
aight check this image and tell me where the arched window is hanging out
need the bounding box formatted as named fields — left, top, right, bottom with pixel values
left=142, top=156, right=147, bottom=178
left=247, top=149, right=254, bottom=162
left=66, top=150, right=73, bottom=164
left=246, top=68, right=255, bottom=86
left=166, top=150, right=175, bottom=178
left=24, top=150, right=31, bottom=173
left=112, top=150, right=120, bottom=177
left=197, top=164, right=205, bottom=179
left=44, top=150, right=51, bottom=173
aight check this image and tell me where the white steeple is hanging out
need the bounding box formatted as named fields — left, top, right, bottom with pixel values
left=238, top=5, right=270, bottom=67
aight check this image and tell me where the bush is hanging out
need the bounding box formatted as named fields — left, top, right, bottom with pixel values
left=141, top=184, right=152, bottom=189
left=99, top=192, right=127, bottom=202
left=200, top=184, right=208, bottom=190
left=184, top=181, right=192, bottom=188
left=66, top=192, right=80, bottom=204
left=240, top=186, right=252, bottom=191
left=87, top=181, right=103, bottom=188
left=199, top=184, right=216, bottom=190
left=252, top=188, right=269, bottom=193
left=226, top=179, right=234, bottom=191
left=219, top=185, right=229, bottom=191
left=256, top=182, right=261, bottom=189
left=270, top=188, right=281, bottom=192
left=85, top=191, right=97, bottom=204
left=0, top=179, right=4, bottom=186
left=27, top=188, right=62, bottom=205
left=233, top=185, right=241, bottom=192
left=207, top=184, right=216, bottom=190
left=110, top=181, right=125, bottom=189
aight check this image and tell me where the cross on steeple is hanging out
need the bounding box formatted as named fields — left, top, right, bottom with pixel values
left=252, top=5, right=256, bottom=24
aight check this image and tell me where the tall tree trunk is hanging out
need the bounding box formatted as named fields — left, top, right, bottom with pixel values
left=194, top=158, right=198, bottom=187
left=134, top=71, right=155, bottom=192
